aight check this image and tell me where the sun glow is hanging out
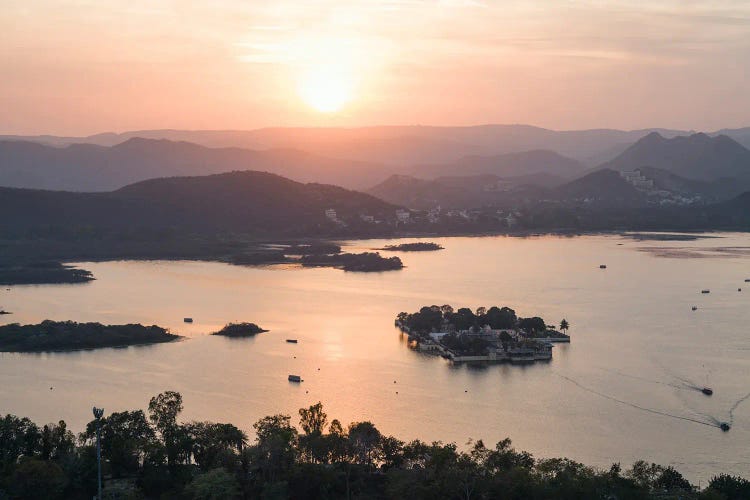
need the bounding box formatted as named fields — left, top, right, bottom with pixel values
left=298, top=65, right=355, bottom=113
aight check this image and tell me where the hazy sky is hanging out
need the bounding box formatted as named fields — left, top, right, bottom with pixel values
left=3, top=0, right=750, bottom=134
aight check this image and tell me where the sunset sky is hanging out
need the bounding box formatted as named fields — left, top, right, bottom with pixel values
left=3, top=0, right=750, bottom=134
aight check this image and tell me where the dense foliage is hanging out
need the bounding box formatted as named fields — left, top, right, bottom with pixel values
left=301, top=252, right=403, bottom=272
left=0, top=392, right=745, bottom=499
left=0, top=321, right=178, bottom=352
left=212, top=323, right=268, bottom=337
left=379, top=242, right=444, bottom=251
left=397, top=305, right=546, bottom=334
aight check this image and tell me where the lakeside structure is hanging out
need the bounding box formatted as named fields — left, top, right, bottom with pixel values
left=395, top=306, right=569, bottom=364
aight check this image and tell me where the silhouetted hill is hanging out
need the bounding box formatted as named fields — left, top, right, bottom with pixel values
left=707, top=191, right=750, bottom=226
left=554, top=169, right=646, bottom=205
left=601, top=132, right=750, bottom=182
left=0, top=171, right=396, bottom=236
left=366, top=175, right=473, bottom=209
left=410, top=150, right=586, bottom=179
left=367, top=173, right=554, bottom=209
left=0, top=138, right=395, bottom=191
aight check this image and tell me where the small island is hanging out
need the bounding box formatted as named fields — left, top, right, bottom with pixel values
left=0, top=320, right=178, bottom=352
left=378, top=242, right=444, bottom=252
left=395, top=305, right=570, bottom=363
left=0, top=261, right=94, bottom=285
left=211, top=322, right=268, bottom=337
left=300, top=252, right=403, bottom=272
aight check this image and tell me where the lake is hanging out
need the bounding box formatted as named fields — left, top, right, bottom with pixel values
left=1, top=233, right=749, bottom=482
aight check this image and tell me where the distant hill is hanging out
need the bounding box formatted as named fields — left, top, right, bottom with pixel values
left=0, top=124, right=694, bottom=165
left=601, top=132, right=750, bottom=182
left=410, top=150, right=586, bottom=180
left=553, top=169, right=646, bottom=206
left=366, top=175, right=474, bottom=209
left=0, top=171, right=395, bottom=236
left=705, top=191, right=750, bottom=227
left=0, top=138, right=395, bottom=191
left=367, top=173, right=554, bottom=209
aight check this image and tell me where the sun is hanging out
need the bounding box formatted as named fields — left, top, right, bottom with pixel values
left=298, top=65, right=354, bottom=113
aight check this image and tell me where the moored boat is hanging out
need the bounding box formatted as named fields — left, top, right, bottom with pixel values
left=288, top=374, right=302, bottom=382
left=720, top=422, right=730, bottom=432
left=286, top=339, right=298, bottom=343
left=701, top=289, right=710, bottom=294
left=183, top=317, right=193, bottom=323
left=702, top=387, right=713, bottom=396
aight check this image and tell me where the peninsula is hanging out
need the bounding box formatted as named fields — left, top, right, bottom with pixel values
left=211, top=322, right=268, bottom=337
left=0, top=261, right=94, bottom=286
left=0, top=320, right=178, bottom=352
left=395, top=305, right=569, bottom=363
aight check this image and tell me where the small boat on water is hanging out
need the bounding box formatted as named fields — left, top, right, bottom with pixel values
left=702, top=387, right=713, bottom=396
left=692, top=306, right=698, bottom=311
left=183, top=317, right=193, bottom=323
left=701, top=290, right=710, bottom=294
left=599, top=265, right=607, bottom=269
left=0, top=310, right=11, bottom=315
left=288, top=374, right=302, bottom=383
left=286, top=339, right=298, bottom=343
left=745, top=279, right=750, bottom=283
left=720, top=422, right=730, bottom=432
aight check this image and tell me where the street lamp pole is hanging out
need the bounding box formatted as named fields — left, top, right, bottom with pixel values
left=93, top=407, right=104, bottom=500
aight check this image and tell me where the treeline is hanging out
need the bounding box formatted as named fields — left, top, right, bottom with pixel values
left=1, top=392, right=748, bottom=499
left=397, top=305, right=548, bottom=334
left=0, top=321, right=178, bottom=352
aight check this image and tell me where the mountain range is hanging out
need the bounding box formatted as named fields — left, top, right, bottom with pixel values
left=600, top=132, right=750, bottom=182
left=0, top=124, right=708, bottom=165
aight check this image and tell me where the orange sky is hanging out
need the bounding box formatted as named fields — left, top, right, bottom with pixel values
left=2, top=1, right=750, bottom=135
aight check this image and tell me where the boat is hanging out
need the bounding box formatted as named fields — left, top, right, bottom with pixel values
left=701, top=387, right=713, bottom=396
left=0, top=310, right=10, bottom=315
left=745, top=279, right=750, bottom=282
left=701, top=290, right=710, bottom=294
left=286, top=339, right=298, bottom=343
left=599, top=264, right=607, bottom=269
left=720, top=422, right=730, bottom=432
left=288, top=375, right=302, bottom=382
left=183, top=317, right=193, bottom=323
left=692, top=306, right=697, bottom=311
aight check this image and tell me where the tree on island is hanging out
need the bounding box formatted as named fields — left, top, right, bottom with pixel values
left=560, top=319, right=570, bottom=333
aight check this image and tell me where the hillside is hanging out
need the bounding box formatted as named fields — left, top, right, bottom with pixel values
left=0, top=171, right=396, bottom=236
left=554, top=169, right=646, bottom=205
left=0, top=138, right=395, bottom=191
left=601, top=132, right=750, bottom=182
left=410, top=149, right=586, bottom=179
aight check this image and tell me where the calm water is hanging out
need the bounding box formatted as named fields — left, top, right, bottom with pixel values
left=2, top=233, right=750, bottom=482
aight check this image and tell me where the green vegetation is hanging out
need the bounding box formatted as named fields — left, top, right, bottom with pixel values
left=0, top=261, right=94, bottom=285
left=301, top=252, right=403, bottom=272
left=0, top=391, right=744, bottom=499
left=0, top=321, right=178, bottom=352
left=397, top=305, right=549, bottom=334
left=379, top=242, right=444, bottom=251
left=211, top=323, right=268, bottom=337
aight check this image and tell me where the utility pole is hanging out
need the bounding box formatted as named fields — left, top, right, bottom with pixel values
left=93, top=407, right=104, bottom=500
